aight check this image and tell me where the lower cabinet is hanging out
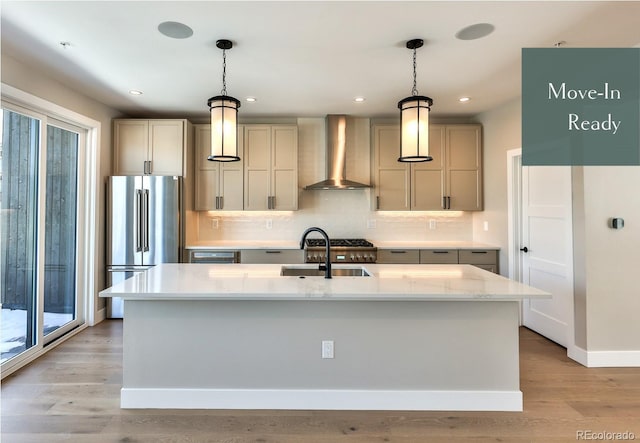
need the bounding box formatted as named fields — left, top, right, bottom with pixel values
left=458, top=249, right=499, bottom=273
left=376, top=249, right=420, bottom=264
left=240, top=249, right=304, bottom=264
left=378, top=248, right=499, bottom=273
left=419, top=249, right=458, bottom=264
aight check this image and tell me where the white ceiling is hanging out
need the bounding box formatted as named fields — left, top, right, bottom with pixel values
left=2, top=1, right=640, bottom=120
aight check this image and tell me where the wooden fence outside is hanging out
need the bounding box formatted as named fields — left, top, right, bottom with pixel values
left=1, top=111, right=77, bottom=315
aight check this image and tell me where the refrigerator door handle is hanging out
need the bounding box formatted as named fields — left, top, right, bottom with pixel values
left=135, top=189, right=143, bottom=252
left=143, top=189, right=150, bottom=252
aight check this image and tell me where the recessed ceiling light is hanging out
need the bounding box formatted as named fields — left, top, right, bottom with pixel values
left=455, top=23, right=495, bottom=41
left=157, top=21, right=194, bottom=39
left=246, top=97, right=257, bottom=102
left=129, top=90, right=143, bottom=96
left=459, top=97, right=471, bottom=102
left=354, top=97, right=366, bottom=103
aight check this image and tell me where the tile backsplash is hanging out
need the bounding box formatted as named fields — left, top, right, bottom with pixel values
left=196, top=189, right=473, bottom=242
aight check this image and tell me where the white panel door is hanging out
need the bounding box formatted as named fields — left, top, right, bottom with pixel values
left=521, top=166, right=574, bottom=347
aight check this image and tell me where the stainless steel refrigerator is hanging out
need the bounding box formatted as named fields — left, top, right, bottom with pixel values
left=106, top=175, right=180, bottom=318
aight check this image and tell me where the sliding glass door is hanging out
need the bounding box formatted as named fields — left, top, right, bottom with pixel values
left=0, top=109, right=40, bottom=362
left=43, top=122, right=81, bottom=341
left=1, top=107, right=85, bottom=365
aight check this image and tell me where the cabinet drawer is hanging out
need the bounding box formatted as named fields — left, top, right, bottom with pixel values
left=419, top=249, right=459, bottom=264
left=240, top=249, right=303, bottom=264
left=458, top=249, right=497, bottom=265
left=377, top=249, right=420, bottom=264
left=472, top=264, right=497, bottom=273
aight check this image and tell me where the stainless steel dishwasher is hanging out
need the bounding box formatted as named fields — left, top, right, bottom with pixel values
left=187, top=250, right=240, bottom=263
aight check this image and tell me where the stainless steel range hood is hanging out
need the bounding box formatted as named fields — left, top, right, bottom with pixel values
left=304, top=115, right=371, bottom=190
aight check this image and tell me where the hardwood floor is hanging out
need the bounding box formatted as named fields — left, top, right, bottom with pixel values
left=2, top=320, right=639, bottom=442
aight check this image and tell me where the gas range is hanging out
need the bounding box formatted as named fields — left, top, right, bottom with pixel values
left=304, top=238, right=377, bottom=264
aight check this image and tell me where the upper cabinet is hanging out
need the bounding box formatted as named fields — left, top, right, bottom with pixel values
left=113, top=119, right=188, bottom=176
left=372, top=123, right=482, bottom=211
left=193, top=124, right=244, bottom=211
left=244, top=124, right=298, bottom=211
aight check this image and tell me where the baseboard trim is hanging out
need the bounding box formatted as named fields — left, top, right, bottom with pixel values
left=121, top=388, right=523, bottom=411
left=569, top=345, right=640, bottom=367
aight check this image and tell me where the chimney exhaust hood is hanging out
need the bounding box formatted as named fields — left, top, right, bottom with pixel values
left=304, top=115, right=371, bottom=190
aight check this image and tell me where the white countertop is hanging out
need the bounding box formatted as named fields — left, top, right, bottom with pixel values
left=374, top=241, right=499, bottom=250
left=186, top=241, right=300, bottom=250
left=99, top=263, right=548, bottom=302
left=185, top=241, right=498, bottom=250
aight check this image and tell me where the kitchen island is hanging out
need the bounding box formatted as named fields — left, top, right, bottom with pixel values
left=99, top=263, right=549, bottom=411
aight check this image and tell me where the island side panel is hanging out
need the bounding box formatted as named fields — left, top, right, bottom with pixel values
left=122, top=299, right=521, bottom=410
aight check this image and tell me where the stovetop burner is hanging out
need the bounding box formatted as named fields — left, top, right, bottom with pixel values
left=305, top=238, right=374, bottom=248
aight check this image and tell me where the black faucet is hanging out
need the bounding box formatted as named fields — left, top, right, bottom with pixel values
left=300, top=227, right=332, bottom=279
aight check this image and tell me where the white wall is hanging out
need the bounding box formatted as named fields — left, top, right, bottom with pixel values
left=472, top=99, right=522, bottom=274
left=1, top=54, right=122, bottom=314
left=573, top=167, right=640, bottom=352
left=194, top=118, right=474, bottom=243
left=474, top=97, right=640, bottom=360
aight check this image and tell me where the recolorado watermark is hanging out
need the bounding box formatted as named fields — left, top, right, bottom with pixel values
left=577, top=430, right=636, bottom=440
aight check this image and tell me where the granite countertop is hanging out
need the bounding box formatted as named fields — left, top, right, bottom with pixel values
left=99, top=263, right=547, bottom=302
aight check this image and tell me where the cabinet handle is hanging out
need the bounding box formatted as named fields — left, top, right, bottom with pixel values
left=270, top=196, right=275, bottom=210
left=390, top=250, right=407, bottom=254
left=376, top=196, right=380, bottom=210
left=432, top=251, right=450, bottom=254
left=143, top=161, right=148, bottom=175
left=447, top=196, right=451, bottom=209
left=267, top=196, right=271, bottom=210
left=265, top=250, right=281, bottom=254
left=219, top=196, right=224, bottom=209
left=442, top=196, right=446, bottom=209
left=471, top=251, right=488, bottom=254
left=148, top=160, right=152, bottom=174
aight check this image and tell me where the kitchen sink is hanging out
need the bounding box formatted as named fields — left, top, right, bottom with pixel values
left=280, top=266, right=371, bottom=277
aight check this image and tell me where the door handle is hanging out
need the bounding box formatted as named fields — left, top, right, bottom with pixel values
left=142, top=189, right=150, bottom=252
left=135, top=190, right=143, bottom=252
left=520, top=247, right=529, bottom=253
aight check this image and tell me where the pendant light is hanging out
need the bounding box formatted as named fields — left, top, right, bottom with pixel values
left=398, top=39, right=433, bottom=162
left=207, top=39, right=241, bottom=162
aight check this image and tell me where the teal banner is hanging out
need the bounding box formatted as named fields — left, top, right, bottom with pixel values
left=522, top=48, right=640, bottom=165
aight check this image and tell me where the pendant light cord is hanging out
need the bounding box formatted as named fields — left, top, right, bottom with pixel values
left=411, top=47, right=418, bottom=96
left=221, top=49, right=227, bottom=95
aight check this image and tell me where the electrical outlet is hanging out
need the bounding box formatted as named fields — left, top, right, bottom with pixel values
left=210, top=218, right=219, bottom=229
left=321, top=340, right=334, bottom=359
left=483, top=221, right=489, bottom=231
left=367, top=219, right=377, bottom=229
left=429, top=219, right=436, bottom=230
left=266, top=219, right=273, bottom=229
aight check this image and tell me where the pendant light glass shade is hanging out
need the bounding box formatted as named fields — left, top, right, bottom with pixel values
left=398, top=38, right=433, bottom=163
left=207, top=39, right=241, bottom=162
left=398, top=95, right=433, bottom=162
left=208, top=95, right=241, bottom=162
